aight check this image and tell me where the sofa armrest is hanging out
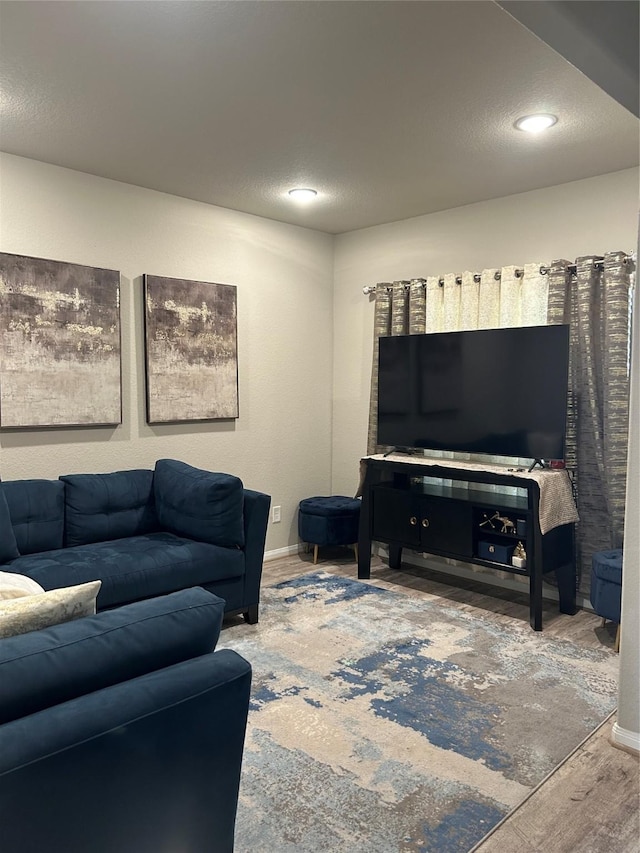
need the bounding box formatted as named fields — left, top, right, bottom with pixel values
left=0, top=649, right=251, bottom=853
left=242, top=489, right=271, bottom=612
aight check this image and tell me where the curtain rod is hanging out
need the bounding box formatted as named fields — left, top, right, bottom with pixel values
left=362, top=251, right=636, bottom=294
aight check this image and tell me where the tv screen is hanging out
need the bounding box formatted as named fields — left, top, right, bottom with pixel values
left=377, top=324, right=569, bottom=460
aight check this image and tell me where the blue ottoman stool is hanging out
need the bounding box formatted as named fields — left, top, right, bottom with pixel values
left=590, top=548, right=623, bottom=652
left=298, top=496, right=361, bottom=564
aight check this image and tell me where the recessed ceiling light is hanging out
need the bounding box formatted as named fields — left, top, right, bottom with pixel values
left=515, top=114, right=558, bottom=133
left=288, top=188, right=318, bottom=202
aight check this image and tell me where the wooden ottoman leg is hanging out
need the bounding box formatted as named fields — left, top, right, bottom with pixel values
left=615, top=623, right=621, bottom=653
left=353, top=543, right=358, bottom=562
left=313, top=544, right=319, bottom=565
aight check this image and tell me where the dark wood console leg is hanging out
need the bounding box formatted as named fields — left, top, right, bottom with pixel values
left=529, top=517, right=544, bottom=631
left=243, top=604, right=258, bottom=625
left=555, top=563, right=578, bottom=615
left=358, top=546, right=371, bottom=579
left=357, top=537, right=371, bottom=580
left=530, top=566, right=543, bottom=632
left=389, top=543, right=403, bottom=570
left=358, top=475, right=372, bottom=579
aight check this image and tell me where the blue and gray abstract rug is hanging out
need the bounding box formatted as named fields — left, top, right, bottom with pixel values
left=220, top=572, right=618, bottom=853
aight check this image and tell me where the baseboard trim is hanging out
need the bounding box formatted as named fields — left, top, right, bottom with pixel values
left=611, top=722, right=640, bottom=754
left=263, top=544, right=301, bottom=562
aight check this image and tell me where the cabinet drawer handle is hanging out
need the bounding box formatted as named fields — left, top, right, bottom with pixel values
left=421, top=518, right=430, bottom=528
left=409, top=516, right=417, bottom=526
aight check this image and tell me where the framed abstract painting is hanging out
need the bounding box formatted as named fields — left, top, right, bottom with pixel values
left=143, top=274, right=239, bottom=424
left=0, top=252, right=122, bottom=428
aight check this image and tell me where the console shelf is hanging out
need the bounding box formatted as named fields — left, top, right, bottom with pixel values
left=357, top=456, right=577, bottom=631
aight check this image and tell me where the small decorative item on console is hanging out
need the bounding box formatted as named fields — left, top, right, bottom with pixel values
left=479, top=511, right=515, bottom=534
left=512, top=541, right=527, bottom=569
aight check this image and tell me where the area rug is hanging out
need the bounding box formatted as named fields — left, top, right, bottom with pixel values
left=219, top=571, right=618, bottom=853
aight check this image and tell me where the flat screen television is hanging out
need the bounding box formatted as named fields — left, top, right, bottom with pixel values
left=377, top=324, right=570, bottom=461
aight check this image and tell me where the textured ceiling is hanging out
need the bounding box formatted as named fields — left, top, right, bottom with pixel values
left=0, top=1, right=638, bottom=234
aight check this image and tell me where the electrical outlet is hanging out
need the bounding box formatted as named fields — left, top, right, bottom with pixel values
left=272, top=505, right=281, bottom=523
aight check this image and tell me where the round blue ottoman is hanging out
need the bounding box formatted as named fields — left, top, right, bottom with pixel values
left=298, top=496, right=361, bottom=564
left=590, top=548, right=623, bottom=651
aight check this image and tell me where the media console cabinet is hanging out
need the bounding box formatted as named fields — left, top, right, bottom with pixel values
left=357, top=455, right=579, bottom=631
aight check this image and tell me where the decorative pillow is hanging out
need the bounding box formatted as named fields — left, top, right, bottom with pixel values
left=0, top=489, right=20, bottom=564
left=0, top=571, right=44, bottom=601
left=154, top=459, right=244, bottom=548
left=0, top=581, right=101, bottom=639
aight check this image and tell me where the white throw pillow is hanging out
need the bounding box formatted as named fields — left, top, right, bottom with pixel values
left=0, top=571, right=45, bottom=601
left=0, top=581, right=102, bottom=639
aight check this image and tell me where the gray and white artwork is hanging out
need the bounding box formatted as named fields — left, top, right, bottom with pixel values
left=0, top=253, right=122, bottom=428
left=144, top=275, right=239, bottom=423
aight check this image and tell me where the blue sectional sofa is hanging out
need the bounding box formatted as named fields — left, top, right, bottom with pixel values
left=0, top=459, right=271, bottom=623
left=0, top=587, right=252, bottom=853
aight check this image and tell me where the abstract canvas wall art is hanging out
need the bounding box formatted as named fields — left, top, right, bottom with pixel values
left=143, top=274, right=239, bottom=423
left=0, top=253, right=122, bottom=428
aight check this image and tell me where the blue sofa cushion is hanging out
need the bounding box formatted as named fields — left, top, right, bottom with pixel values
left=10, top=532, right=244, bottom=609
left=0, top=587, right=225, bottom=725
left=0, top=491, right=20, bottom=563
left=60, top=470, right=159, bottom=547
left=1, top=480, right=64, bottom=556
left=154, top=459, right=244, bottom=548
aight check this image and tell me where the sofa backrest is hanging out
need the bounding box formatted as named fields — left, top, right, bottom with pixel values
left=154, top=459, right=245, bottom=548
left=59, top=470, right=159, bottom=547
left=1, top=480, right=65, bottom=555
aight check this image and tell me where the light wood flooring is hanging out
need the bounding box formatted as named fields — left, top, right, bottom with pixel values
left=259, top=548, right=639, bottom=853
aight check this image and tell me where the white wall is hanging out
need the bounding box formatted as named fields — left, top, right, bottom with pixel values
left=332, top=167, right=639, bottom=495
left=615, top=219, right=640, bottom=752
left=0, top=153, right=335, bottom=553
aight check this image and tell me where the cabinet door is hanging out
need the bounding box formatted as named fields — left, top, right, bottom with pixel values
left=419, top=497, right=473, bottom=557
left=372, top=487, right=420, bottom=547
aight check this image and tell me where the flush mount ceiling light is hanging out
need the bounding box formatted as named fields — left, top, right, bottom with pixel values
left=288, top=188, right=318, bottom=202
left=515, top=114, right=558, bottom=133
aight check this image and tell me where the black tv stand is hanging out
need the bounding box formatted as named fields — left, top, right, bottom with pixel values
left=527, top=458, right=546, bottom=472
left=357, top=455, right=577, bottom=631
left=383, top=446, right=417, bottom=458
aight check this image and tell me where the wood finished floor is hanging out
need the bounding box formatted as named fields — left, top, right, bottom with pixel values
left=257, top=549, right=639, bottom=853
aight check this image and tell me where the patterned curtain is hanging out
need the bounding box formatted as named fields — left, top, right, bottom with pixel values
left=367, top=280, right=425, bottom=455
left=547, top=251, right=634, bottom=594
